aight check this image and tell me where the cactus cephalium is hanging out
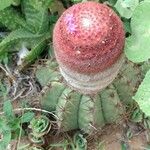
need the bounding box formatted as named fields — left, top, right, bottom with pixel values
left=35, top=58, right=142, bottom=134
left=53, top=2, right=125, bottom=94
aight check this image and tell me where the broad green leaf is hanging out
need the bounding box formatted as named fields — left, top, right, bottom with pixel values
left=125, top=35, right=150, bottom=62
left=20, top=33, right=50, bottom=69
left=0, top=28, right=43, bottom=55
left=22, top=0, right=50, bottom=33
left=26, top=0, right=53, bottom=10
left=0, top=0, right=13, bottom=11
left=144, top=0, right=150, bottom=2
left=0, top=119, right=11, bottom=150
left=133, top=69, right=150, bottom=117
left=20, top=112, right=35, bottom=123
left=115, top=0, right=139, bottom=18
left=8, top=117, right=20, bottom=130
left=125, top=1, right=150, bottom=62
left=0, top=7, right=30, bottom=31
left=3, top=100, right=14, bottom=119
left=24, top=35, right=49, bottom=63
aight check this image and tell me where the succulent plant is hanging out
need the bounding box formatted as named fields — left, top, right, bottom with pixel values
left=28, top=133, right=45, bottom=146
left=29, top=115, right=51, bottom=138
left=71, top=133, right=87, bottom=150
left=27, top=115, right=51, bottom=148
left=34, top=2, right=142, bottom=134
left=28, top=146, right=44, bottom=150
left=53, top=2, right=125, bottom=94
left=35, top=58, right=142, bottom=134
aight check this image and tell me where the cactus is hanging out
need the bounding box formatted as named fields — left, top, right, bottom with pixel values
left=113, top=60, right=142, bottom=106
left=34, top=2, right=142, bottom=134
left=35, top=57, right=142, bottom=134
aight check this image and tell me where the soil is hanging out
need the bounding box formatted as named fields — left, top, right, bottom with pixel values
left=88, top=124, right=148, bottom=150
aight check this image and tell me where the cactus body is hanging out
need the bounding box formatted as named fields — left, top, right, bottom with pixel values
left=35, top=58, right=142, bottom=134
left=113, top=60, right=142, bottom=106
left=78, top=94, right=105, bottom=133
left=56, top=88, right=81, bottom=131
left=100, top=85, right=124, bottom=124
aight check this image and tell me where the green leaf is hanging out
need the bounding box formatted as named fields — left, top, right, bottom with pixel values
left=125, top=1, right=150, bottom=62
left=19, top=33, right=50, bottom=69
left=115, top=0, right=139, bottom=18
left=0, top=28, right=43, bottom=56
left=8, top=117, right=20, bottom=131
left=0, top=7, right=31, bottom=31
left=0, top=118, right=11, bottom=150
left=20, top=112, right=35, bottom=123
left=22, top=0, right=50, bottom=33
left=133, top=69, right=150, bottom=117
left=24, top=38, right=47, bottom=63
left=0, top=0, right=13, bottom=11
left=3, top=100, right=14, bottom=119
left=144, top=0, right=150, bottom=2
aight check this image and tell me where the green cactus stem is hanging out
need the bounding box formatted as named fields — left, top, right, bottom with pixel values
left=113, top=60, right=142, bottom=106
left=36, top=59, right=141, bottom=134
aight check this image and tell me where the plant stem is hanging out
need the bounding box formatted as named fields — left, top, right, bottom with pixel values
left=0, top=107, right=59, bottom=120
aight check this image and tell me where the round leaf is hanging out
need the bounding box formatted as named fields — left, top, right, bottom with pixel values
left=133, top=69, right=150, bottom=117
left=115, top=0, right=139, bottom=19
left=125, top=1, right=150, bottom=62
left=0, top=0, right=13, bottom=11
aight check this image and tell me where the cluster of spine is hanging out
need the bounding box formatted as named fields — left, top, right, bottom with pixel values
left=35, top=58, right=143, bottom=134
